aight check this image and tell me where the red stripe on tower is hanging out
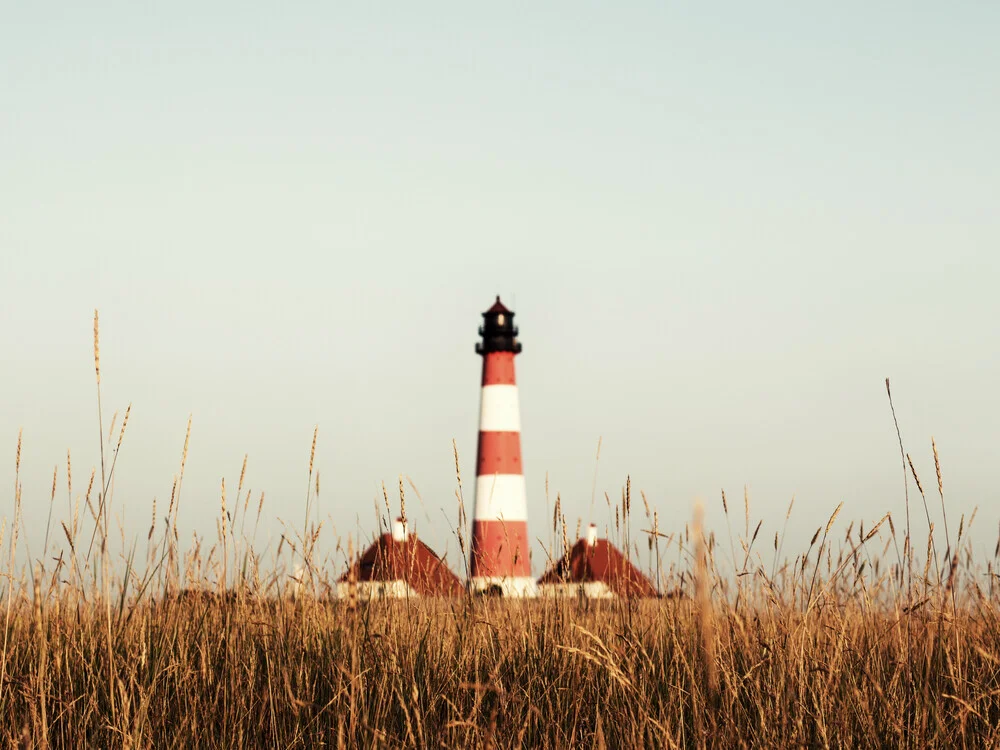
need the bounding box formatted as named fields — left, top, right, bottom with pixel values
left=481, top=351, right=516, bottom=386
left=469, top=297, right=535, bottom=596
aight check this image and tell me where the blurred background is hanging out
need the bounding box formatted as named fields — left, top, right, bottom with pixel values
left=1, top=2, right=997, bottom=573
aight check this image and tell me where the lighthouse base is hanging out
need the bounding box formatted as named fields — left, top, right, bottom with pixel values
left=468, top=576, right=538, bottom=598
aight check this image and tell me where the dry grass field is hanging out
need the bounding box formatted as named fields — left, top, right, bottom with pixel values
left=3, top=554, right=1000, bottom=747
left=2, top=313, right=997, bottom=747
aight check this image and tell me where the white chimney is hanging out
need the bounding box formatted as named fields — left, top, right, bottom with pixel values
left=391, top=517, right=409, bottom=541
left=586, top=523, right=598, bottom=546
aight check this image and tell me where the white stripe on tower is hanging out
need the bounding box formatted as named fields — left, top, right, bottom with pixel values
left=478, top=385, right=522, bottom=432
left=472, top=475, right=527, bottom=520
left=469, top=297, right=535, bottom=597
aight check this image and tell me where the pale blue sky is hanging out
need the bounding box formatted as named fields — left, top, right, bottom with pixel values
left=1, top=3, right=998, bottom=573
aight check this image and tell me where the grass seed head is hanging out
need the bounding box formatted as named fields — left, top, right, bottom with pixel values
left=907, top=454, right=924, bottom=496
left=238, top=454, right=247, bottom=493
left=181, top=416, right=192, bottom=478
left=116, top=404, right=132, bottom=450
left=167, top=477, right=177, bottom=519
left=309, top=426, right=318, bottom=475
left=932, top=437, right=943, bottom=497
left=220, top=478, right=227, bottom=539
left=93, top=309, right=100, bottom=384
left=826, top=502, right=844, bottom=535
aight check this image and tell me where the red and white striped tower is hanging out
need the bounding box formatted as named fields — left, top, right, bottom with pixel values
left=469, top=296, right=536, bottom=596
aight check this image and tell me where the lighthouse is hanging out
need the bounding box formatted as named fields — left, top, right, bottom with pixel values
left=469, top=297, right=536, bottom=596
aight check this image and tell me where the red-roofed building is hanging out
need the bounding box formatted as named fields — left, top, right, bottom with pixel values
left=537, top=524, right=658, bottom=598
left=337, top=519, right=463, bottom=599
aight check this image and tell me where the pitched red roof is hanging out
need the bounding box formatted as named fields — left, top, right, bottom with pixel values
left=338, top=533, right=463, bottom=597
left=537, top=538, right=658, bottom=598
left=484, top=296, right=511, bottom=315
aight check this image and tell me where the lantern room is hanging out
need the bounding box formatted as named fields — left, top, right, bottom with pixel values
left=475, top=296, right=522, bottom=355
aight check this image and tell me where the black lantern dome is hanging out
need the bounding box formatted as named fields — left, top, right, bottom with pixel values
left=476, top=296, right=522, bottom=355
